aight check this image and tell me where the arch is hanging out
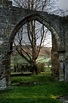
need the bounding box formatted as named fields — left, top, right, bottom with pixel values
left=9, top=13, right=60, bottom=52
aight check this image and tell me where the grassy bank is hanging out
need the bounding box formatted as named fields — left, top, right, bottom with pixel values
left=0, top=71, right=68, bottom=103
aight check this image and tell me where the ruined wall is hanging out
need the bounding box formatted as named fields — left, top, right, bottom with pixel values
left=0, top=0, right=68, bottom=90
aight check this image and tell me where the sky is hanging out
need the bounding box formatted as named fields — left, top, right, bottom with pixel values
left=45, top=0, right=68, bottom=16
left=57, top=0, right=68, bottom=10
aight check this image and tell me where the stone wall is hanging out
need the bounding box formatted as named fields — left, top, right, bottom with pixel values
left=0, top=0, right=12, bottom=6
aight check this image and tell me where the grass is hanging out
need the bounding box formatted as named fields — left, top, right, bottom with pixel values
left=0, top=69, right=68, bottom=103
left=37, top=55, right=50, bottom=63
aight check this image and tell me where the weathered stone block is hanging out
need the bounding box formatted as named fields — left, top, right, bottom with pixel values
left=0, top=78, right=6, bottom=90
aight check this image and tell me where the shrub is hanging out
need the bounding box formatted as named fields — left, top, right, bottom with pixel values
left=37, top=63, right=45, bottom=73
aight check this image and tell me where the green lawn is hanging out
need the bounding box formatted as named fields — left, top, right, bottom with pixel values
left=0, top=71, right=68, bottom=103
left=37, top=55, right=50, bottom=63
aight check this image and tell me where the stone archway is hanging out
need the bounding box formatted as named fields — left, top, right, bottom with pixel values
left=9, top=13, right=61, bottom=79
left=0, top=1, right=68, bottom=90
left=9, top=13, right=61, bottom=51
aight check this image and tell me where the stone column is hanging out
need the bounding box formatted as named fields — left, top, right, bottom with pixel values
left=0, top=58, right=7, bottom=90
left=0, top=39, right=7, bottom=90
left=51, top=34, right=60, bottom=79
left=65, top=31, right=68, bottom=81
left=58, top=51, right=65, bottom=81
left=0, top=35, right=11, bottom=90
left=51, top=50, right=60, bottom=79
left=65, top=59, right=68, bottom=81
left=2, top=53, right=11, bottom=87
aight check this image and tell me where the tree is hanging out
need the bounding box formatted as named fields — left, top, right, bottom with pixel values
left=13, top=0, right=48, bottom=74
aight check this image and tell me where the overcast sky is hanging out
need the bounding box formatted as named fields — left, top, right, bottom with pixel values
left=45, top=0, right=68, bottom=16
left=57, top=0, right=68, bottom=10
